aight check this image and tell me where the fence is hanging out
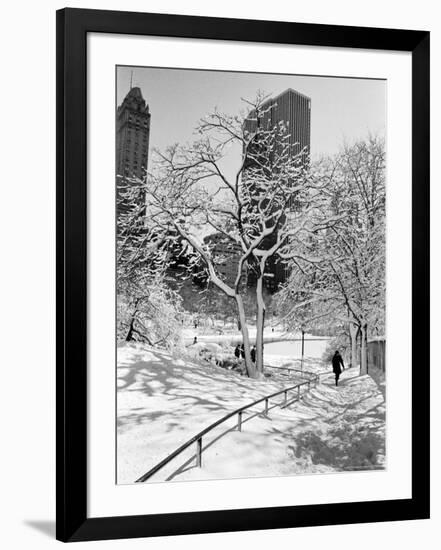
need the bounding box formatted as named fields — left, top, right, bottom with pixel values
left=367, top=337, right=386, bottom=373
left=135, top=368, right=319, bottom=482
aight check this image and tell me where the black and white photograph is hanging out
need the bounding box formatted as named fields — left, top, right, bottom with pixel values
left=116, top=66, right=386, bottom=485
left=0, top=0, right=436, bottom=546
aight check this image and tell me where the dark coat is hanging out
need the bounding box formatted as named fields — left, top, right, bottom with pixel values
left=234, top=346, right=240, bottom=358
left=332, top=352, right=345, bottom=374
left=250, top=347, right=256, bottom=363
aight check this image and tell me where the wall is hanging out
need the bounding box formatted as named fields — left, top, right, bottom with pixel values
left=0, top=1, right=438, bottom=549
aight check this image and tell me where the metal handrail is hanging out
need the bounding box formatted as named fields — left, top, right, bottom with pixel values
left=265, top=365, right=318, bottom=379
left=135, top=371, right=319, bottom=482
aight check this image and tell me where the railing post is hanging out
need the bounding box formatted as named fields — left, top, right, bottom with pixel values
left=196, top=438, right=202, bottom=468
left=307, top=381, right=310, bottom=391
left=265, top=398, right=269, bottom=415
left=297, top=386, right=300, bottom=400
left=237, top=411, right=242, bottom=432
left=284, top=390, right=287, bottom=404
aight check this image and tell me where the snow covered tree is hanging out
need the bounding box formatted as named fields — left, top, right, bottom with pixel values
left=326, top=137, right=385, bottom=374
left=117, top=179, right=184, bottom=349
left=278, top=136, right=386, bottom=374
left=142, top=94, right=342, bottom=377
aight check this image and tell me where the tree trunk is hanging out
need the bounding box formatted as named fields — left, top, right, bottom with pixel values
left=126, top=299, right=140, bottom=341
left=126, top=315, right=135, bottom=341
left=349, top=323, right=359, bottom=369
left=360, top=322, right=368, bottom=375
left=255, top=274, right=266, bottom=374
left=235, top=295, right=256, bottom=378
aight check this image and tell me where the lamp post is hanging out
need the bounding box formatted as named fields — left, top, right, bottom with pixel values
left=301, top=328, right=305, bottom=371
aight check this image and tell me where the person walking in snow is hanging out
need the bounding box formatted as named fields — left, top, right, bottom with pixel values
left=332, top=350, right=345, bottom=386
left=250, top=345, right=256, bottom=364
left=234, top=344, right=241, bottom=364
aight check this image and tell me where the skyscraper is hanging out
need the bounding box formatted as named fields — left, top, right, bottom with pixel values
left=116, top=86, right=151, bottom=215
left=116, top=86, right=151, bottom=180
left=244, top=88, right=311, bottom=291
left=244, top=88, right=311, bottom=170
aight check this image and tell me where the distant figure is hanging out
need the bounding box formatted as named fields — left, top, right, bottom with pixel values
left=332, top=350, right=345, bottom=386
left=234, top=344, right=241, bottom=361
left=240, top=343, right=245, bottom=359
left=193, top=336, right=198, bottom=345
left=250, top=345, right=256, bottom=364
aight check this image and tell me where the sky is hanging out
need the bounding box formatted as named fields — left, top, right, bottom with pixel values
left=116, top=65, right=386, bottom=162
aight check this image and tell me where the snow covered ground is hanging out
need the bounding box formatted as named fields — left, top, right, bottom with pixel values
left=117, top=342, right=385, bottom=484
left=176, top=368, right=385, bottom=481
left=183, top=324, right=330, bottom=346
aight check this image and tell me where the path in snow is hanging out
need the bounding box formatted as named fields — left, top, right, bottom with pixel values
left=117, top=343, right=385, bottom=484
left=174, top=367, right=385, bottom=482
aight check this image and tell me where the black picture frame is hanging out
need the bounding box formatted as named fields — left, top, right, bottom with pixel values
left=56, top=7, right=430, bottom=543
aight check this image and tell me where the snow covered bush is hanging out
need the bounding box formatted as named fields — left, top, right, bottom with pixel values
left=117, top=281, right=185, bottom=352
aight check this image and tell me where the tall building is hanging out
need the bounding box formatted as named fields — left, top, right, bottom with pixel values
left=116, top=86, right=151, bottom=215
left=243, top=88, right=311, bottom=292
left=244, top=88, right=311, bottom=165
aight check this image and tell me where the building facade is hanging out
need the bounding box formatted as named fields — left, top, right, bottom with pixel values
left=116, top=87, right=151, bottom=216
left=116, top=86, right=151, bottom=180
left=244, top=88, right=311, bottom=164
left=203, top=233, right=247, bottom=287
left=243, top=88, right=311, bottom=292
